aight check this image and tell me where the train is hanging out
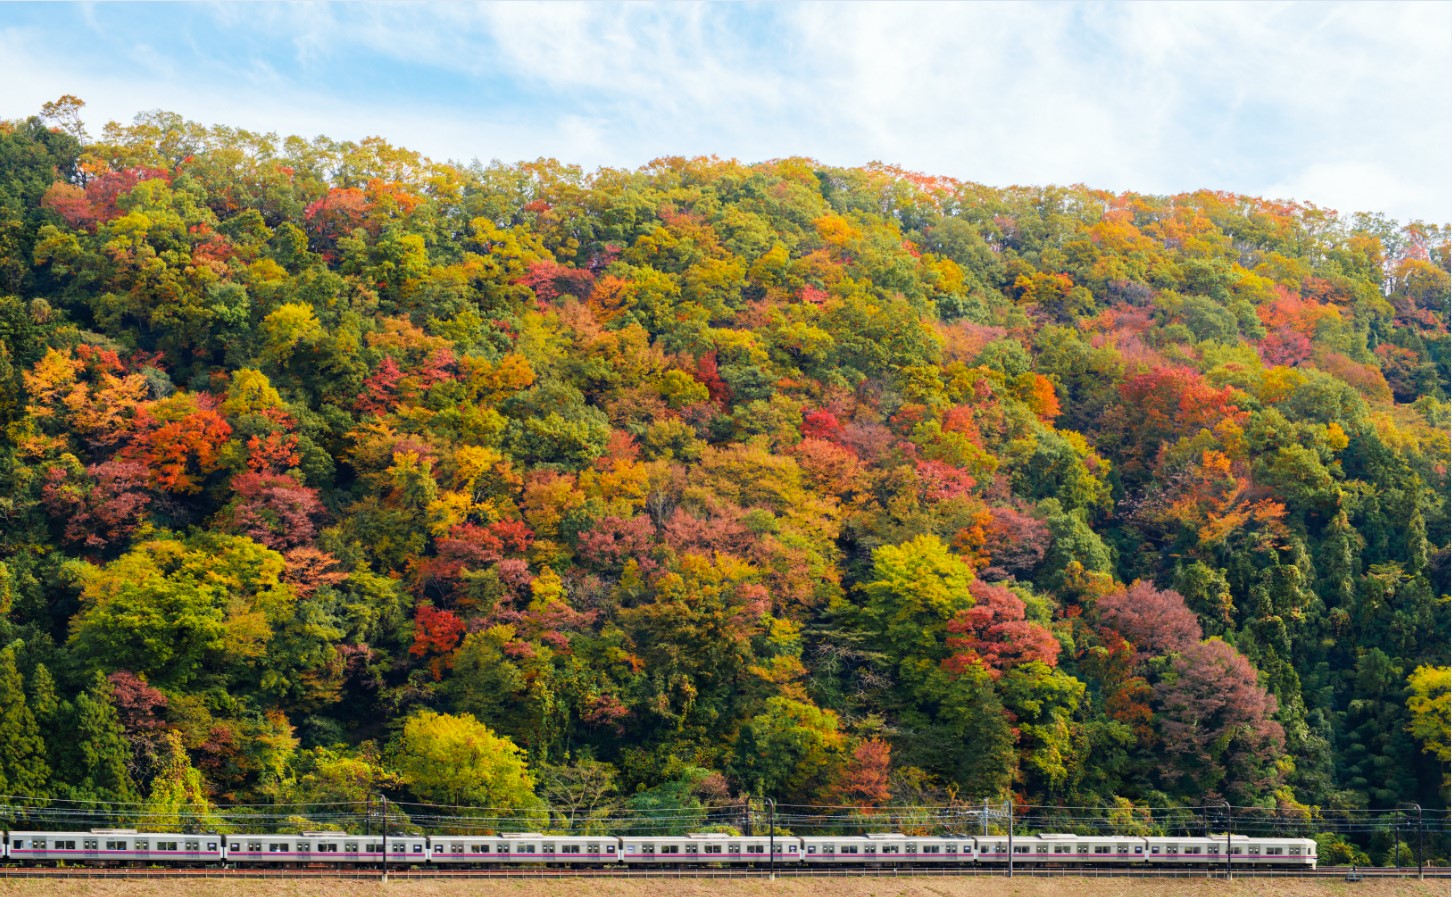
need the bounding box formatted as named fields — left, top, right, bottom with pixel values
left=3, top=829, right=1317, bottom=868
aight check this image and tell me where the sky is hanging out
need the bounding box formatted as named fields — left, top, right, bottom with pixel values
left=3, top=1, right=1450, bottom=224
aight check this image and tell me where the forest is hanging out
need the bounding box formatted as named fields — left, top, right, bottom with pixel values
left=0, top=98, right=1447, bottom=859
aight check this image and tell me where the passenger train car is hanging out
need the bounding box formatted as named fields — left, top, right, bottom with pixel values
left=0, top=828, right=1318, bottom=869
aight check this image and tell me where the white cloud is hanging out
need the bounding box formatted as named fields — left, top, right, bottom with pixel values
left=3, top=2, right=1448, bottom=222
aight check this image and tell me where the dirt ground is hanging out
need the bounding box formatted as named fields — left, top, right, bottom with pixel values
left=0, top=876, right=1444, bottom=897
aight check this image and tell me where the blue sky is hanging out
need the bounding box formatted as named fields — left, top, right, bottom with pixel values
left=4, top=2, right=1449, bottom=223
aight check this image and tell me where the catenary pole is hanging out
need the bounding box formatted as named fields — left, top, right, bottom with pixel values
left=767, top=798, right=776, bottom=880
left=1007, top=798, right=1014, bottom=879
left=1222, top=801, right=1232, bottom=880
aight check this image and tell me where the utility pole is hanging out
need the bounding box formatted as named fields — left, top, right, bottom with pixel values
left=1413, top=804, right=1424, bottom=880
left=1007, top=798, right=1014, bottom=879
left=1221, top=801, right=1232, bottom=881
left=767, top=798, right=776, bottom=880
left=1392, top=807, right=1401, bottom=871
left=380, top=794, right=388, bottom=882
left=982, top=798, right=989, bottom=837
left=1388, top=802, right=1424, bottom=879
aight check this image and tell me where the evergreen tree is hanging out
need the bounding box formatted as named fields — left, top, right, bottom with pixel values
left=68, top=673, right=140, bottom=805
left=0, top=646, right=49, bottom=802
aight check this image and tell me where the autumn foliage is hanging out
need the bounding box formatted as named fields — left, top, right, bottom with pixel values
left=0, top=102, right=1445, bottom=832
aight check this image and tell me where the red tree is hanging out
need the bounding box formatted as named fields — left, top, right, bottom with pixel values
left=1154, top=639, right=1285, bottom=798
left=225, top=471, right=326, bottom=550
left=1095, top=581, right=1201, bottom=658
left=978, top=506, right=1051, bottom=580
left=825, top=739, right=892, bottom=807
left=410, top=603, right=466, bottom=677
left=943, top=580, right=1061, bottom=678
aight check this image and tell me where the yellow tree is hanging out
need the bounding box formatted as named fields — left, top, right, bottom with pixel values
left=389, top=711, right=542, bottom=813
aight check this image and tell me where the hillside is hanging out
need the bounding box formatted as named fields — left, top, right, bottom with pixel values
left=0, top=102, right=1447, bottom=858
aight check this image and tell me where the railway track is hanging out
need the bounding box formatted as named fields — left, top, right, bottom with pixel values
left=0, top=865, right=1446, bottom=880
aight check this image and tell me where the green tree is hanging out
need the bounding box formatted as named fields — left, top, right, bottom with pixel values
left=732, top=696, right=843, bottom=799
left=860, top=534, right=974, bottom=667
left=0, top=646, right=49, bottom=802
left=68, top=673, right=140, bottom=804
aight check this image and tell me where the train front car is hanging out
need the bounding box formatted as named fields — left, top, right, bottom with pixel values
left=426, top=833, right=622, bottom=865
left=1231, top=837, right=1318, bottom=868
left=975, top=833, right=1148, bottom=866
left=799, top=834, right=976, bottom=866
left=226, top=832, right=428, bottom=866
left=6, top=830, right=223, bottom=866
left=619, top=833, right=802, bottom=866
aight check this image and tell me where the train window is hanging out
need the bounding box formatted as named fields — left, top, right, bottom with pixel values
left=1230, top=847, right=1242, bottom=855
left=805, top=846, right=816, bottom=854
left=705, top=845, right=723, bottom=854
left=641, top=846, right=653, bottom=855
left=1094, top=846, right=1111, bottom=854
left=1207, top=846, right=1219, bottom=855
left=841, top=845, right=858, bottom=855
left=1249, top=847, right=1260, bottom=856
left=660, top=845, right=679, bottom=855
left=248, top=842, right=263, bottom=852
left=1150, top=846, right=1160, bottom=854
left=32, top=839, right=46, bottom=849
left=134, top=840, right=148, bottom=851
left=414, top=844, right=424, bottom=853
left=1118, top=845, right=1130, bottom=854
left=882, top=845, right=900, bottom=854
left=110, top=841, right=128, bottom=851
left=1077, top=845, right=1090, bottom=854
left=1166, top=845, right=1178, bottom=854
left=345, top=843, right=358, bottom=853
left=685, top=845, right=698, bottom=855
left=544, top=845, right=556, bottom=854
left=207, top=843, right=217, bottom=851
left=269, top=843, right=286, bottom=853
left=158, top=842, right=177, bottom=852
left=319, top=843, right=338, bottom=853
left=451, top=844, right=465, bottom=853
left=606, top=845, right=615, bottom=853
left=1134, top=846, right=1143, bottom=854
left=297, top=842, right=310, bottom=852
left=84, top=840, right=98, bottom=851
left=1036, top=846, right=1049, bottom=854
left=518, top=844, right=537, bottom=854
left=58, top=840, right=76, bottom=850
left=564, top=845, right=582, bottom=854
left=185, top=841, right=199, bottom=851
left=1290, top=848, right=1301, bottom=856
left=922, top=845, right=939, bottom=854
left=587, top=844, right=600, bottom=854
left=1185, top=846, right=1201, bottom=855
left=1014, top=845, right=1029, bottom=854
left=946, top=845, right=956, bottom=853
left=11, top=840, right=23, bottom=849
left=747, top=844, right=765, bottom=854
